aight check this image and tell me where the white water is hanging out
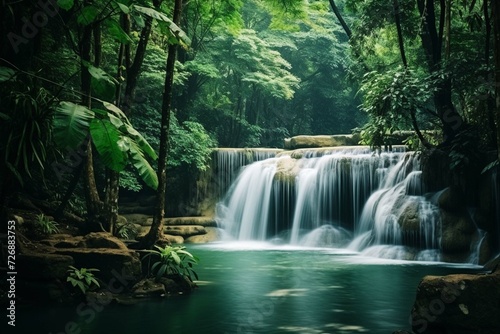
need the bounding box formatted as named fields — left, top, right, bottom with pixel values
left=215, top=147, right=470, bottom=261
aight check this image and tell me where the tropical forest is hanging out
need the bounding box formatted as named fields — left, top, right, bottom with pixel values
left=1, top=0, right=500, bottom=333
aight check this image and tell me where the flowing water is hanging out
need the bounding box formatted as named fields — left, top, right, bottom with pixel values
left=17, top=244, right=482, bottom=334
left=216, top=148, right=453, bottom=261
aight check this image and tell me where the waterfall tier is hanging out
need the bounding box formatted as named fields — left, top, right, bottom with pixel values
left=215, top=147, right=482, bottom=262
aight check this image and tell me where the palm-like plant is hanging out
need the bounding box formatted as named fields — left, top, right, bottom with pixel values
left=142, top=245, right=199, bottom=282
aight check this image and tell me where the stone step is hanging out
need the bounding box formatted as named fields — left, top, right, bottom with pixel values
left=163, top=225, right=207, bottom=237
left=122, top=214, right=217, bottom=227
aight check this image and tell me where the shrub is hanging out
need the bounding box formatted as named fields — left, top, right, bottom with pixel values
left=142, top=245, right=199, bottom=282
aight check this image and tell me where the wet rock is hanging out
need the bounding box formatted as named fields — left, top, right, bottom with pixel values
left=440, top=211, right=475, bottom=253
left=132, top=278, right=166, bottom=298
left=185, top=227, right=224, bottom=243
left=411, top=271, right=500, bottom=334
left=398, top=200, right=420, bottom=232
left=159, top=275, right=197, bottom=294
left=437, top=187, right=466, bottom=213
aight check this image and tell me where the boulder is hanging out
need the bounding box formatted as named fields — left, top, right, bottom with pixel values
left=185, top=227, right=225, bottom=243
left=437, top=187, right=466, bottom=213
left=284, top=134, right=360, bottom=149
left=157, top=234, right=185, bottom=245
left=132, top=278, right=166, bottom=298
left=80, top=232, right=128, bottom=250
left=398, top=200, right=421, bottom=233
left=411, top=271, right=500, bottom=334
left=159, top=275, right=197, bottom=294
left=17, top=253, right=74, bottom=280
left=274, top=156, right=301, bottom=184
left=163, top=225, right=206, bottom=237
left=440, top=211, right=475, bottom=253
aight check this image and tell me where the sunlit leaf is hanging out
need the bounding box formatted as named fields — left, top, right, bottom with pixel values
left=53, top=102, right=94, bottom=148
left=90, top=119, right=128, bottom=172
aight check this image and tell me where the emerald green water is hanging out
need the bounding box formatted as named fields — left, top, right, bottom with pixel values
left=17, top=243, right=481, bottom=334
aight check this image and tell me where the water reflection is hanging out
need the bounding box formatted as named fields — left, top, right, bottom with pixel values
left=18, top=246, right=481, bottom=334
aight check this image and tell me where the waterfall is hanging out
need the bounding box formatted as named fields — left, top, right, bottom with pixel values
left=216, top=147, right=447, bottom=260
left=214, top=148, right=281, bottom=199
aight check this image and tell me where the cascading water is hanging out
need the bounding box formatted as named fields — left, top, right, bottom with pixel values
left=216, top=147, right=447, bottom=261
left=214, top=148, right=281, bottom=199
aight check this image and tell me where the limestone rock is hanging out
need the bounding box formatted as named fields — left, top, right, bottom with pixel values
left=80, top=232, right=128, bottom=250
left=158, top=234, right=185, bottom=245
left=17, top=253, right=74, bottom=280
left=132, top=278, right=166, bottom=298
left=185, top=227, right=224, bottom=243
left=164, top=225, right=206, bottom=237
left=437, top=187, right=466, bottom=213
left=440, top=211, right=475, bottom=253
left=284, top=134, right=360, bottom=149
left=411, top=271, right=500, bottom=334
left=164, top=216, right=217, bottom=227
left=274, top=156, right=301, bottom=184
left=55, top=247, right=141, bottom=283
left=159, top=275, right=197, bottom=294
left=398, top=200, right=421, bottom=232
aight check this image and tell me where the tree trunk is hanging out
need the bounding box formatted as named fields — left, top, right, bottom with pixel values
left=393, top=0, right=408, bottom=67
left=80, top=12, right=103, bottom=231
left=144, top=0, right=183, bottom=247
left=417, top=0, right=463, bottom=143
left=493, top=0, right=500, bottom=160
left=328, top=0, right=351, bottom=38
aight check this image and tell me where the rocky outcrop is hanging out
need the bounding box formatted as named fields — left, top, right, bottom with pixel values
left=284, top=134, right=361, bottom=149
left=411, top=270, right=500, bottom=334
left=185, top=227, right=225, bottom=243
left=436, top=187, right=481, bottom=262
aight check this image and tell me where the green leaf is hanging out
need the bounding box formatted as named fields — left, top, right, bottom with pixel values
left=125, top=137, right=158, bottom=189
left=102, top=102, right=130, bottom=124
left=171, top=251, right=181, bottom=265
left=85, top=63, right=118, bottom=101
left=57, top=0, right=74, bottom=11
left=53, top=102, right=94, bottom=148
left=115, top=1, right=130, bottom=14
left=90, top=119, right=128, bottom=172
left=133, top=5, right=191, bottom=46
left=0, top=67, right=15, bottom=82
left=107, top=19, right=133, bottom=44
left=125, top=124, right=157, bottom=160
left=77, top=6, right=99, bottom=26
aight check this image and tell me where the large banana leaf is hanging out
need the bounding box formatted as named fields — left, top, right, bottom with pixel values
left=90, top=119, right=128, bottom=172
left=53, top=101, right=94, bottom=148
left=124, top=136, right=158, bottom=190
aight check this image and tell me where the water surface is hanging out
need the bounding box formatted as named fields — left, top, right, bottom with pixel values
left=18, top=244, right=481, bottom=334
